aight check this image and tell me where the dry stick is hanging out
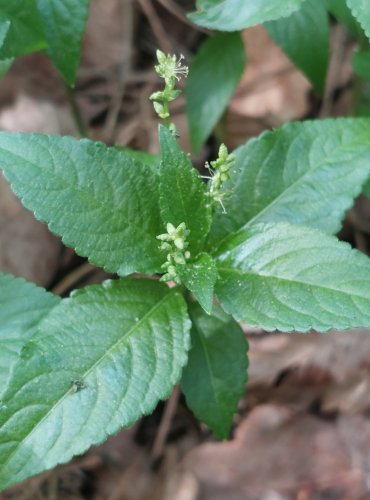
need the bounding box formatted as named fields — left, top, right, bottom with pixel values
left=103, top=0, right=134, bottom=144
left=52, top=262, right=97, bottom=296
left=156, top=0, right=189, bottom=24
left=156, top=0, right=208, bottom=33
left=65, top=84, right=88, bottom=138
left=46, top=473, right=58, bottom=500
left=138, top=0, right=173, bottom=54
left=151, top=385, right=181, bottom=461
left=319, top=25, right=348, bottom=118
left=107, top=457, right=145, bottom=500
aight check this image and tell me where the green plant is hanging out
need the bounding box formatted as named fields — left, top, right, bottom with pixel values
left=0, top=0, right=90, bottom=84
left=3, top=0, right=370, bottom=492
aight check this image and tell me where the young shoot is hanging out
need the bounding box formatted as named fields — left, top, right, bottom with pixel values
left=150, top=50, right=188, bottom=131
left=205, top=144, right=235, bottom=213
left=157, top=222, right=191, bottom=283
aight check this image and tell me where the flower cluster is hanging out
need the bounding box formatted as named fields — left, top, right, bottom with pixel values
left=206, top=144, right=235, bottom=212
left=157, top=222, right=191, bottom=283
left=150, top=50, right=188, bottom=125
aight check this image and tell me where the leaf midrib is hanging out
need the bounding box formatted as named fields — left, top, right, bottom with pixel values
left=212, top=126, right=370, bottom=253
left=190, top=313, right=223, bottom=417
left=217, top=266, right=370, bottom=301
left=194, top=0, right=305, bottom=26
left=244, top=129, right=370, bottom=230
left=0, top=288, right=178, bottom=467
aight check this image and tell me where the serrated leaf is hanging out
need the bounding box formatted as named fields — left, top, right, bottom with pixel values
left=119, top=147, right=160, bottom=169
left=185, top=32, right=245, bottom=153
left=188, top=0, right=307, bottom=31
left=215, top=222, right=370, bottom=332
left=265, top=0, right=329, bottom=95
left=0, top=273, right=60, bottom=396
left=0, top=133, right=164, bottom=276
left=181, top=302, right=248, bottom=439
left=208, top=119, right=370, bottom=250
left=0, top=278, right=191, bottom=491
left=36, top=0, right=90, bottom=85
left=178, top=253, right=218, bottom=314
left=0, top=0, right=46, bottom=59
left=346, top=0, right=370, bottom=41
left=326, top=0, right=363, bottom=36
left=159, top=126, right=212, bottom=254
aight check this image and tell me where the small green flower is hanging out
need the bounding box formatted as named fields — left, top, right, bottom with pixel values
left=206, top=144, right=235, bottom=213
left=154, top=50, right=189, bottom=84
left=151, top=51, right=188, bottom=126
left=157, top=222, right=191, bottom=284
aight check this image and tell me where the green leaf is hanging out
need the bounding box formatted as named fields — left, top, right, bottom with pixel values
left=0, top=278, right=191, bottom=491
left=185, top=32, right=245, bottom=153
left=0, top=133, right=164, bottom=276
left=36, top=0, right=90, bottom=85
left=208, top=119, right=370, bottom=250
left=119, top=147, right=160, bottom=169
left=326, top=0, right=363, bottom=36
left=0, top=0, right=46, bottom=59
left=0, top=20, right=10, bottom=49
left=0, top=22, right=13, bottom=78
left=188, top=0, right=307, bottom=31
left=0, top=273, right=60, bottom=396
left=265, top=0, right=329, bottom=95
left=352, top=48, right=370, bottom=84
left=178, top=253, right=218, bottom=314
left=159, top=126, right=212, bottom=255
left=181, top=302, right=248, bottom=439
left=0, top=58, right=13, bottom=79
left=215, top=222, right=370, bottom=332
left=346, top=0, right=370, bottom=41
left=363, top=179, right=370, bottom=199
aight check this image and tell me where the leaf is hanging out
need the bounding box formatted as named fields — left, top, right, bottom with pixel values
left=188, top=0, right=307, bottom=31
left=36, top=0, right=90, bottom=85
left=0, top=273, right=60, bottom=396
left=352, top=48, right=370, bottom=84
left=0, top=20, right=10, bottom=49
left=159, top=126, right=212, bottom=255
left=0, top=59, right=13, bottom=79
left=215, top=222, right=370, bottom=332
left=0, top=278, right=191, bottom=491
left=178, top=253, right=218, bottom=314
left=0, top=21, right=13, bottom=79
left=0, top=133, right=164, bottom=276
left=185, top=32, right=245, bottom=153
left=326, top=0, right=363, bottom=36
left=208, top=119, right=370, bottom=250
left=0, top=0, right=46, bottom=59
left=181, top=302, right=248, bottom=439
left=265, top=0, right=329, bottom=95
left=346, top=0, right=370, bottom=41
left=119, top=147, right=160, bottom=169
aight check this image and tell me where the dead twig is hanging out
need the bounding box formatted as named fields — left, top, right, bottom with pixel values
left=103, top=0, right=134, bottom=144
left=52, top=262, right=97, bottom=296
left=151, top=385, right=181, bottom=461
left=65, top=84, right=88, bottom=138
left=156, top=0, right=209, bottom=34
left=138, top=0, right=173, bottom=54
left=319, top=25, right=348, bottom=118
